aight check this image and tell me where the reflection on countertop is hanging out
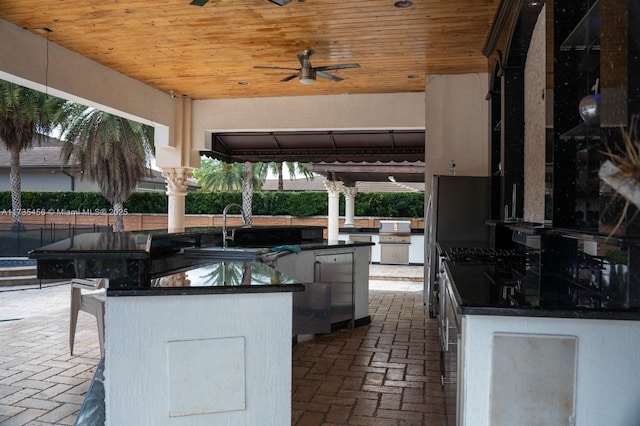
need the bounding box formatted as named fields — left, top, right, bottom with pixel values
left=29, top=226, right=375, bottom=295
left=445, top=262, right=640, bottom=320
left=153, top=260, right=296, bottom=287
left=107, top=258, right=304, bottom=297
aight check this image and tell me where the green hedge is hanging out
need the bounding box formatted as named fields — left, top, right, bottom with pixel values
left=0, top=191, right=424, bottom=218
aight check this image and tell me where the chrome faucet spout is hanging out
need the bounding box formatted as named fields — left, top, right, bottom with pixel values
left=222, top=203, right=246, bottom=249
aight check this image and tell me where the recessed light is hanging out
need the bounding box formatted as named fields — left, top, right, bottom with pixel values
left=394, top=0, right=413, bottom=8
left=527, top=0, right=543, bottom=7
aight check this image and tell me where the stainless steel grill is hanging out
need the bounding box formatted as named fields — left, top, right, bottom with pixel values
left=379, top=220, right=411, bottom=264
left=379, top=220, right=411, bottom=240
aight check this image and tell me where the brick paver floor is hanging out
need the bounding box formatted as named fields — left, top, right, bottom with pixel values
left=292, top=290, right=445, bottom=426
left=0, top=283, right=101, bottom=425
left=0, top=266, right=444, bottom=425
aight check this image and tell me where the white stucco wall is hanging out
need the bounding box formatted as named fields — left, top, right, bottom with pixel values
left=424, top=73, right=491, bottom=212
left=192, top=92, right=425, bottom=137
left=462, top=315, right=640, bottom=426
left=425, top=73, right=490, bottom=179
left=0, top=18, right=176, bottom=160
left=106, top=292, right=293, bottom=426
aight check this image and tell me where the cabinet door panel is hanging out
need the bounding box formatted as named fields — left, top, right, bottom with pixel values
left=315, top=253, right=354, bottom=325
left=490, top=333, right=577, bottom=425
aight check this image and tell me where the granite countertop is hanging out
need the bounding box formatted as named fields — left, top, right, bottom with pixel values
left=108, top=256, right=304, bottom=297
left=28, top=225, right=335, bottom=260
left=29, top=226, right=373, bottom=258
left=445, top=262, right=640, bottom=321
left=29, top=227, right=374, bottom=295
left=28, top=231, right=151, bottom=259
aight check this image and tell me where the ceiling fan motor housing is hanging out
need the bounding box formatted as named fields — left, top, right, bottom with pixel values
left=299, top=67, right=317, bottom=85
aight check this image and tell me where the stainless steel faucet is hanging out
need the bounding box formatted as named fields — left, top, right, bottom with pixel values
left=222, top=203, right=247, bottom=249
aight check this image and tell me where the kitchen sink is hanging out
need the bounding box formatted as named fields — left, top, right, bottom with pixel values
left=182, top=247, right=268, bottom=262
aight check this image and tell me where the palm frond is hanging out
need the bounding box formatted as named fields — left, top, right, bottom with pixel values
left=60, top=107, right=155, bottom=207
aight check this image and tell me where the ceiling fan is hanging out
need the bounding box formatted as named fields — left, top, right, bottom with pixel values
left=254, top=50, right=361, bottom=85
left=190, top=0, right=291, bottom=6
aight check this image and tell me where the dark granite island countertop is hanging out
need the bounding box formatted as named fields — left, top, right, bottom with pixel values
left=28, top=226, right=372, bottom=291
left=108, top=257, right=304, bottom=297
left=29, top=231, right=153, bottom=288
left=445, top=262, right=640, bottom=321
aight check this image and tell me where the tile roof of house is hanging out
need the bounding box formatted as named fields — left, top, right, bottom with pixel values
left=0, top=135, right=67, bottom=169
left=0, top=135, right=174, bottom=189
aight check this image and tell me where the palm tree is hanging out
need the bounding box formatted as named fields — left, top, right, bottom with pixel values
left=59, top=106, right=154, bottom=231
left=242, top=161, right=255, bottom=226
left=193, top=158, right=245, bottom=191
left=193, top=158, right=267, bottom=224
left=266, top=161, right=314, bottom=191
left=194, top=158, right=268, bottom=192
left=0, top=81, right=68, bottom=230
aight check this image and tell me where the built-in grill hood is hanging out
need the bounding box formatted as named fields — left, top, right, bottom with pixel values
left=379, top=220, right=411, bottom=244
left=379, top=220, right=411, bottom=234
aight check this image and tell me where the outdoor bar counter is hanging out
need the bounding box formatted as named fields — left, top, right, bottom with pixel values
left=29, top=226, right=372, bottom=426
left=436, top=231, right=640, bottom=425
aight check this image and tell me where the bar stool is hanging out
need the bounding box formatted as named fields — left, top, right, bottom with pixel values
left=70, top=278, right=106, bottom=357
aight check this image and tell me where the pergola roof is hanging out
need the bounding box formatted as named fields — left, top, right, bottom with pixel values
left=201, top=129, right=424, bottom=164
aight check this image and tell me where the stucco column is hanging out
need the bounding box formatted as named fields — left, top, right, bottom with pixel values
left=324, top=180, right=343, bottom=243
left=162, top=167, right=192, bottom=233
left=342, top=185, right=358, bottom=228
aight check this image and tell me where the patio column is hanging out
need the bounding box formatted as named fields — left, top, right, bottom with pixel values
left=324, top=180, right=343, bottom=243
left=342, top=185, right=358, bottom=228
left=162, top=167, right=192, bottom=233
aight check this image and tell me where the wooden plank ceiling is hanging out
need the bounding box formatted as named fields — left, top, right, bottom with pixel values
left=0, top=0, right=499, bottom=100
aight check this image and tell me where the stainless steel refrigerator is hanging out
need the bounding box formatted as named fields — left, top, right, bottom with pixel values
left=424, top=175, right=491, bottom=316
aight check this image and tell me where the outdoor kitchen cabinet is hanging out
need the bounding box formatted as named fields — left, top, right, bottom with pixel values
left=438, top=266, right=461, bottom=426
left=274, top=243, right=372, bottom=330
left=379, top=244, right=409, bottom=265
left=314, top=252, right=354, bottom=327
left=440, top=260, right=640, bottom=425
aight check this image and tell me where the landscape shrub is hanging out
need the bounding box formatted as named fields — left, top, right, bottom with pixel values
left=0, top=190, right=423, bottom=218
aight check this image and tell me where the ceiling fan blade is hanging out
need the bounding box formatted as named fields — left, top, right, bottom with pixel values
left=316, top=71, right=343, bottom=82
left=254, top=66, right=300, bottom=71
left=281, top=73, right=299, bottom=82
left=189, top=0, right=208, bottom=5
left=315, top=64, right=361, bottom=71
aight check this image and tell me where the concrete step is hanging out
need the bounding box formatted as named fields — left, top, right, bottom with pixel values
left=0, top=261, right=60, bottom=287
left=0, top=265, right=37, bottom=278
left=0, top=275, right=62, bottom=287
left=0, top=274, right=40, bottom=287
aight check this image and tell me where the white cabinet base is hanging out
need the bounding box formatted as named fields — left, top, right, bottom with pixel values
left=105, top=292, right=293, bottom=426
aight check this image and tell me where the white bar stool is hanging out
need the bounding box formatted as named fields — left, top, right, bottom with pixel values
left=70, top=278, right=106, bottom=357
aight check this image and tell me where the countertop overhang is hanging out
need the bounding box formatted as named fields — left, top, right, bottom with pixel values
left=446, top=262, right=640, bottom=321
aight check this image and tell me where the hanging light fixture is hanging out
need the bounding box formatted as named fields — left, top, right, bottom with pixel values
left=37, top=27, right=53, bottom=97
